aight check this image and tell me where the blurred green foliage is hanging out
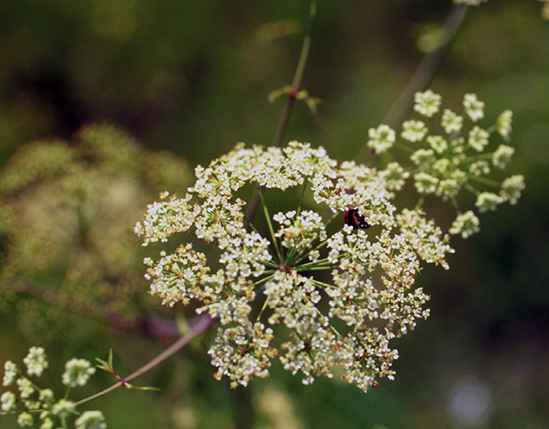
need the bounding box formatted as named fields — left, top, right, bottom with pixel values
left=0, top=124, right=193, bottom=345
left=1, top=0, right=548, bottom=428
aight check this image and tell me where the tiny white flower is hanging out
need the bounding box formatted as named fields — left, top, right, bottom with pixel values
left=1, top=391, right=16, bottom=412
left=426, top=135, right=448, bottom=154
left=469, top=161, right=490, bottom=176
left=135, top=136, right=517, bottom=394
left=39, top=388, right=55, bottom=405
left=51, top=399, right=76, bottom=419
left=475, top=192, right=504, bottom=212
left=17, top=412, right=34, bottom=428
left=410, top=149, right=436, bottom=168
left=62, top=359, right=96, bottom=388
left=463, top=93, right=485, bottom=122
left=496, top=110, right=513, bottom=141
left=75, top=410, right=107, bottom=429
left=401, top=120, right=428, bottom=142
left=379, top=162, right=409, bottom=191
left=437, top=178, right=462, bottom=201
left=441, top=109, right=463, bottom=134
left=414, top=172, right=439, bottom=194
left=23, top=347, right=48, bottom=377
left=492, top=144, right=514, bottom=169
left=468, top=126, right=490, bottom=152
left=17, top=377, right=34, bottom=399
left=501, top=175, right=525, bottom=204
left=3, top=361, right=18, bottom=386
left=39, top=418, right=54, bottom=429
left=367, top=124, right=396, bottom=154
left=414, top=90, right=442, bottom=117
left=449, top=211, right=480, bottom=238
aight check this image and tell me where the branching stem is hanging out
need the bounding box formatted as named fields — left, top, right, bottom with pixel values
left=74, top=314, right=215, bottom=407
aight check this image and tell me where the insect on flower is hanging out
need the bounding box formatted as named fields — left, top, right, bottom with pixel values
left=343, top=207, right=370, bottom=229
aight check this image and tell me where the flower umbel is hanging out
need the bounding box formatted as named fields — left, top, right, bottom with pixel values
left=3, top=361, right=18, bottom=386
left=386, top=91, right=524, bottom=237
left=62, top=359, right=96, bottom=388
left=367, top=124, right=396, bottom=154
left=413, top=90, right=442, bottom=117
left=1, top=348, right=102, bottom=428
left=23, top=346, right=48, bottom=377
left=75, top=411, right=107, bottom=429
left=136, top=141, right=454, bottom=392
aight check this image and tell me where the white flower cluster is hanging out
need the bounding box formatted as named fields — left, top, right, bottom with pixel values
left=1, top=348, right=104, bottom=429
left=136, top=141, right=455, bottom=392
left=368, top=91, right=524, bottom=238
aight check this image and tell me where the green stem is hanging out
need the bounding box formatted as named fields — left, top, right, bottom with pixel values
left=464, top=182, right=480, bottom=196
left=382, top=4, right=468, bottom=128
left=258, top=189, right=282, bottom=261
left=294, top=240, right=327, bottom=265
left=311, top=279, right=337, bottom=290
left=324, top=210, right=342, bottom=229
left=356, top=3, right=469, bottom=163
left=257, top=295, right=271, bottom=322
left=73, top=314, right=215, bottom=407
left=245, top=1, right=317, bottom=223
left=295, top=259, right=336, bottom=271
left=271, top=1, right=317, bottom=148
left=467, top=174, right=501, bottom=188
left=394, top=141, right=416, bottom=154
left=461, top=152, right=495, bottom=164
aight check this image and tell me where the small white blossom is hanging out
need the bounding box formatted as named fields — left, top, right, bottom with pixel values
left=39, top=418, right=54, bottom=429
left=1, top=391, right=16, bottom=412
left=397, top=208, right=454, bottom=269
left=23, top=347, right=48, bottom=377
left=426, top=135, right=448, bottom=154
left=463, top=93, right=485, bottom=122
left=449, top=136, right=466, bottom=155
left=75, top=411, right=107, bottom=429
left=51, top=399, right=76, bottom=419
left=209, top=322, right=276, bottom=388
left=3, top=361, right=18, bottom=386
left=274, top=210, right=327, bottom=251
left=135, top=103, right=523, bottom=393
left=432, top=158, right=451, bottom=175
left=468, top=126, right=490, bottom=151
left=475, top=192, right=504, bottom=212
left=414, top=90, right=442, bottom=117
left=401, top=120, right=428, bottom=142
left=450, top=211, right=481, bottom=238
left=367, top=124, right=396, bottom=154
left=501, top=175, right=525, bottom=204
left=469, top=161, right=490, bottom=176
left=410, top=149, right=436, bottom=168
left=379, top=162, right=409, bottom=191
left=414, top=172, right=439, bottom=194
left=39, top=388, right=55, bottom=405
left=441, top=109, right=463, bottom=133
left=437, top=177, right=463, bottom=201
left=62, top=359, right=96, bottom=388
left=17, top=412, right=34, bottom=428
left=17, top=377, right=34, bottom=399
left=492, top=144, right=514, bottom=169
left=496, top=110, right=513, bottom=141
left=24, top=399, right=40, bottom=411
